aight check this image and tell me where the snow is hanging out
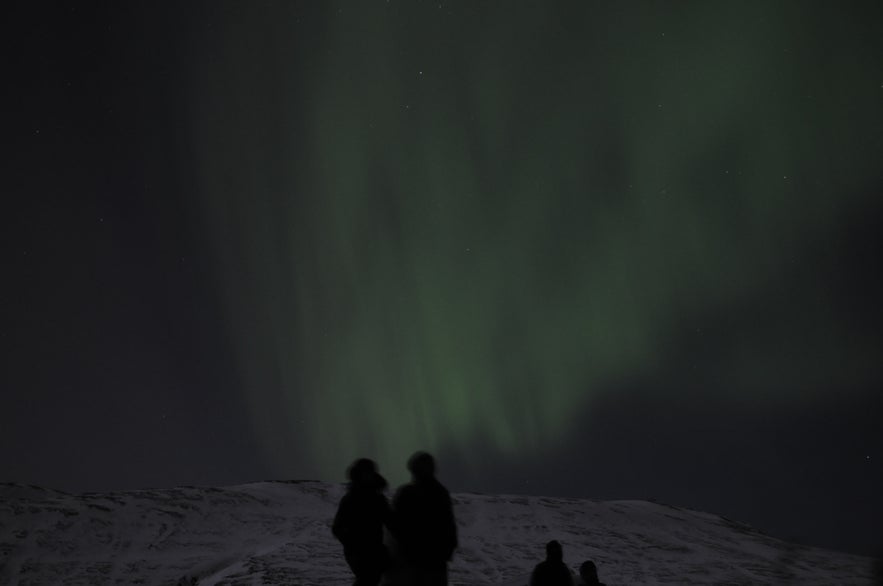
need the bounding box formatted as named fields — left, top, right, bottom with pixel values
left=0, top=481, right=875, bottom=585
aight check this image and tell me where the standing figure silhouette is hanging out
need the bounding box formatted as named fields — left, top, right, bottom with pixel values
left=578, top=560, right=606, bottom=586
left=389, top=451, right=458, bottom=586
left=332, top=458, right=391, bottom=586
left=530, top=540, right=574, bottom=586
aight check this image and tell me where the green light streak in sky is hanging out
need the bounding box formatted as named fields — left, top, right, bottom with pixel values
left=188, top=3, right=882, bottom=481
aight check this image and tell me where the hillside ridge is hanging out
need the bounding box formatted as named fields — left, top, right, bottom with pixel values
left=0, top=480, right=874, bottom=585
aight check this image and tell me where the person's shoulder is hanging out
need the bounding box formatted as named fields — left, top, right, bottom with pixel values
left=428, top=478, right=451, bottom=496
left=393, top=482, right=415, bottom=501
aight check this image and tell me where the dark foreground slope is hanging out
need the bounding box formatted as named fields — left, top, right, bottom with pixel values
left=0, top=481, right=875, bottom=585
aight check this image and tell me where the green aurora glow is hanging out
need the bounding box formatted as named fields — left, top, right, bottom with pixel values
left=187, top=3, right=882, bottom=482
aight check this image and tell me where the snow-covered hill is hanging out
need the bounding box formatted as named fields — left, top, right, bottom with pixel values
left=0, top=481, right=874, bottom=585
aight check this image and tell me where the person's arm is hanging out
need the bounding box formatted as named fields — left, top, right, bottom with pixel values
left=332, top=495, right=351, bottom=544
left=529, top=565, right=539, bottom=586
left=389, top=485, right=413, bottom=541
left=444, top=491, right=458, bottom=559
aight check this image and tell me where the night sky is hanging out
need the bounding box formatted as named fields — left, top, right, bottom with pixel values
left=5, top=1, right=883, bottom=557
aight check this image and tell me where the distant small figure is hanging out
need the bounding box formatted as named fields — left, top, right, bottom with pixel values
left=578, top=560, right=606, bottom=586
left=389, top=451, right=458, bottom=586
left=530, top=540, right=574, bottom=586
left=332, top=458, right=391, bottom=586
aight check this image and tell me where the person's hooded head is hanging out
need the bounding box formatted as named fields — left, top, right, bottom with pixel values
left=407, top=451, right=436, bottom=482
left=579, top=560, right=599, bottom=583
left=347, top=458, right=387, bottom=491
left=545, top=540, right=563, bottom=562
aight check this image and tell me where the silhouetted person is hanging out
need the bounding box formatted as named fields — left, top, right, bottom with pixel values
left=390, top=451, right=457, bottom=586
left=530, top=540, right=574, bottom=586
left=333, top=458, right=391, bottom=586
left=578, top=560, right=605, bottom=586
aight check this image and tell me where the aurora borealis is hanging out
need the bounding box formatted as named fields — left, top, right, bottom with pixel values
left=4, top=1, right=882, bottom=556
left=189, top=3, right=881, bottom=481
